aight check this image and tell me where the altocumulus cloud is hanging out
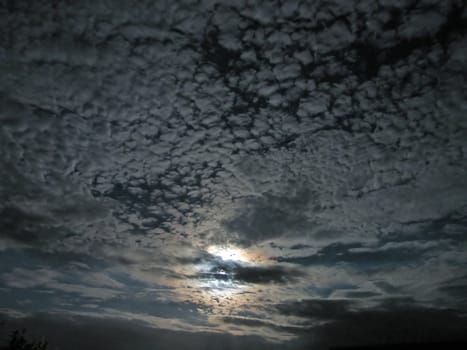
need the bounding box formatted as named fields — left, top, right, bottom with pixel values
left=1, top=0, right=467, bottom=349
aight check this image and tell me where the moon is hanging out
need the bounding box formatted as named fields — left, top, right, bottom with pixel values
left=208, top=245, right=250, bottom=263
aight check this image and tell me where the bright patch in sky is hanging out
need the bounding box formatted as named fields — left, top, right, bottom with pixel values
left=2, top=0, right=467, bottom=348
left=208, top=245, right=250, bottom=263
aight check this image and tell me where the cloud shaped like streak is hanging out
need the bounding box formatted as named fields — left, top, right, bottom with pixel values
left=1, top=0, right=467, bottom=347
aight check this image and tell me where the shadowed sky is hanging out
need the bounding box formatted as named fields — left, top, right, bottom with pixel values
left=1, top=0, right=467, bottom=349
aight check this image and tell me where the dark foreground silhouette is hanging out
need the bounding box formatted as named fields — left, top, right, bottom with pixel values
left=1, top=329, right=48, bottom=350
left=330, top=342, right=467, bottom=350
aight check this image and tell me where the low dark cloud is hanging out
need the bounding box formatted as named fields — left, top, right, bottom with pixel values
left=4, top=303, right=467, bottom=350
left=303, top=306, right=467, bottom=349
left=234, top=265, right=301, bottom=284
left=1, top=0, right=467, bottom=347
left=221, top=316, right=303, bottom=336
left=276, top=299, right=355, bottom=320
left=275, top=240, right=441, bottom=271
left=0, top=313, right=279, bottom=350
left=0, top=206, right=53, bottom=244
left=222, top=316, right=273, bottom=328
left=439, top=284, right=467, bottom=301
left=198, top=260, right=302, bottom=285
left=341, top=291, right=381, bottom=299
left=278, top=299, right=467, bottom=349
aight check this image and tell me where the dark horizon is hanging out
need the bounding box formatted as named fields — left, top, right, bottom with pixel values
left=330, top=341, right=467, bottom=350
left=1, top=0, right=467, bottom=349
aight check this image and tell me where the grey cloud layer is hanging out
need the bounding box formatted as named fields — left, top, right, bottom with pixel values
left=1, top=0, right=467, bottom=348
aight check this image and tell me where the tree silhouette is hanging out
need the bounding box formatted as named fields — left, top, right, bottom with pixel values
left=2, top=329, right=48, bottom=350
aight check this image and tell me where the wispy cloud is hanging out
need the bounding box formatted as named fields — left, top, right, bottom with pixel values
left=1, top=0, right=467, bottom=347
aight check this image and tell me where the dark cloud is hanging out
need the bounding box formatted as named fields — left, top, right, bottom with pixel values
left=340, top=291, right=381, bottom=299
left=278, top=299, right=467, bottom=349
left=0, top=203, right=102, bottom=246
left=274, top=239, right=453, bottom=272
left=221, top=316, right=303, bottom=335
left=276, top=299, right=355, bottom=320
left=0, top=313, right=279, bottom=350
left=0, top=206, right=54, bottom=244
left=222, top=316, right=273, bottom=328
left=304, top=307, right=467, bottom=350
left=439, top=284, right=467, bottom=301
left=223, top=191, right=313, bottom=245
left=372, top=281, right=402, bottom=295
left=1, top=0, right=467, bottom=347
left=198, top=260, right=302, bottom=285
left=233, top=265, right=301, bottom=284
left=400, top=210, right=467, bottom=242
left=275, top=243, right=416, bottom=269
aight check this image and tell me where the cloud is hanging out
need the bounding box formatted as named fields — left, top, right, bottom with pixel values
left=232, top=265, right=301, bottom=284
left=287, top=302, right=467, bottom=350
left=222, top=316, right=274, bottom=328
left=222, top=191, right=314, bottom=245
left=274, top=236, right=460, bottom=274
left=196, top=255, right=303, bottom=285
left=0, top=206, right=58, bottom=244
left=0, top=312, right=280, bottom=350
left=276, top=299, right=355, bottom=321
left=337, top=291, right=381, bottom=299
left=1, top=0, right=467, bottom=346
left=438, top=282, right=467, bottom=302
left=0, top=195, right=115, bottom=252
left=80, top=272, right=124, bottom=289
left=275, top=242, right=422, bottom=270
left=221, top=316, right=303, bottom=336
left=1, top=266, right=123, bottom=301
left=2, top=268, right=60, bottom=289
left=273, top=298, right=467, bottom=349
left=45, top=282, right=121, bottom=300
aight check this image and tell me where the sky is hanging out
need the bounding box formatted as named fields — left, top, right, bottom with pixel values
left=0, top=0, right=467, bottom=349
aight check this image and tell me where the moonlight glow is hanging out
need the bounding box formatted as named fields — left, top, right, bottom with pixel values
left=1, top=1, right=467, bottom=349
left=208, top=245, right=250, bottom=263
